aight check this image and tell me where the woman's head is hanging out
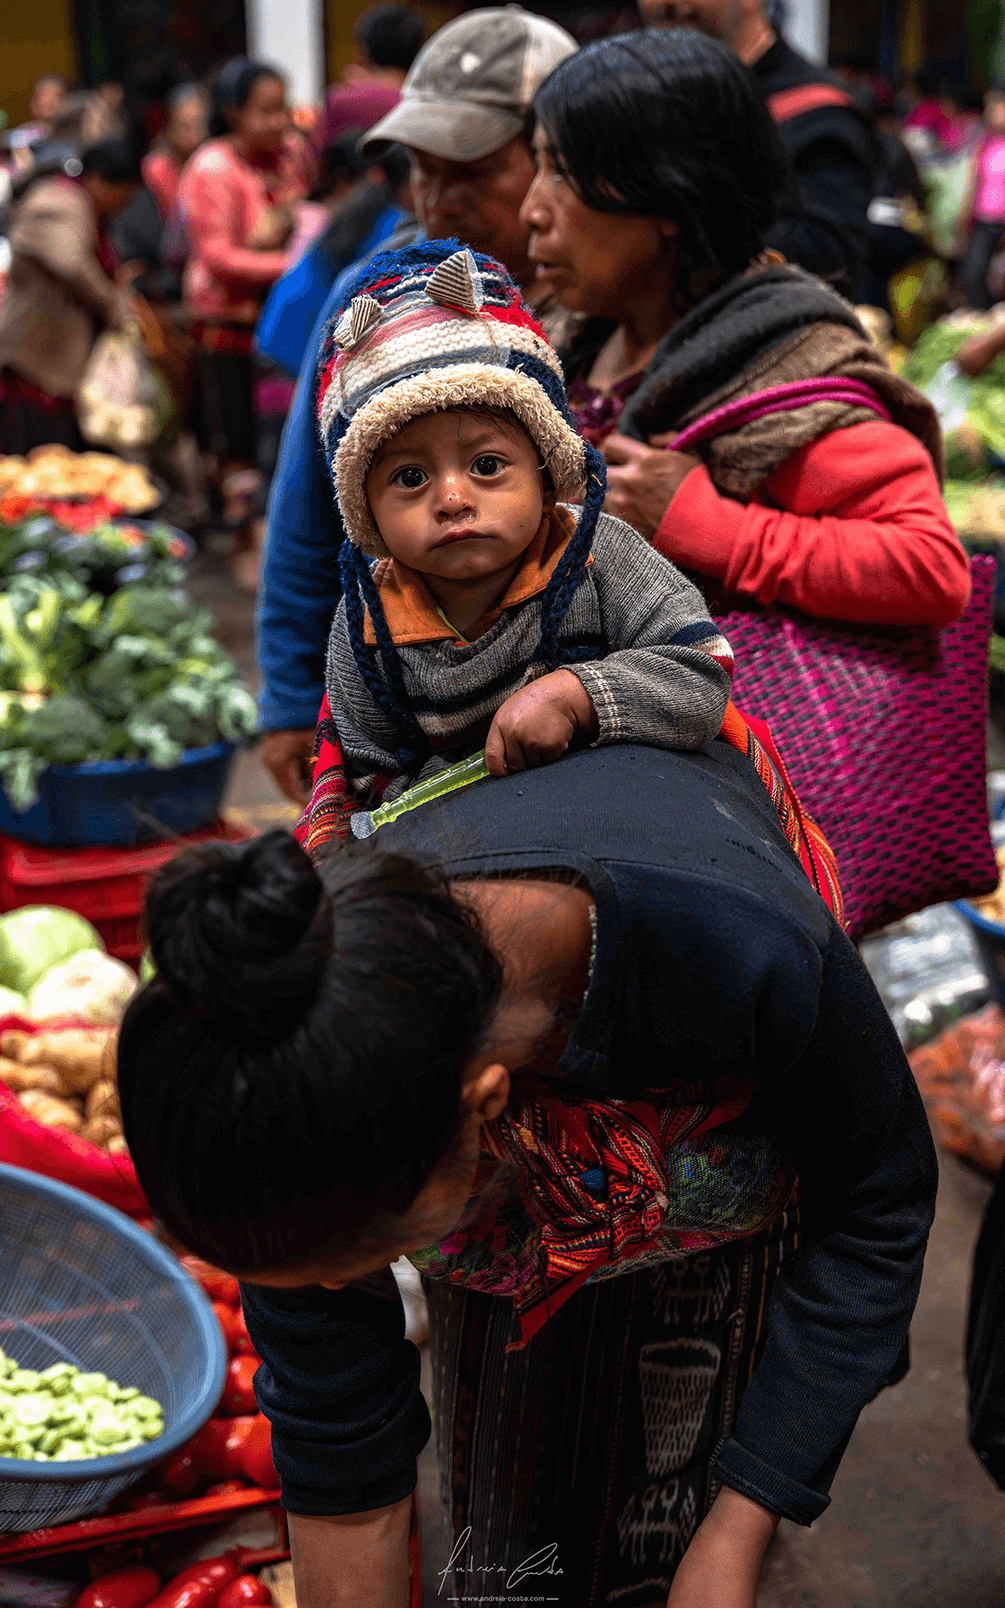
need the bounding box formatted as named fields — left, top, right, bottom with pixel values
left=522, top=28, right=788, bottom=316
left=80, top=138, right=142, bottom=219
left=210, top=58, right=289, bottom=154
left=986, top=85, right=1005, bottom=131
left=116, top=831, right=505, bottom=1281
left=166, top=84, right=208, bottom=163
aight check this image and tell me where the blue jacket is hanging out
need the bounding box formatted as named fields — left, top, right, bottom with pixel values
left=256, top=202, right=406, bottom=382
left=240, top=741, right=937, bottom=1525
left=255, top=216, right=417, bottom=734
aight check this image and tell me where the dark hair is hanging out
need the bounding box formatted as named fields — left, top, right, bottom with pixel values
left=116, top=830, right=502, bottom=1273
left=533, top=29, right=789, bottom=297
left=167, top=81, right=207, bottom=113
left=355, top=5, right=425, bottom=72
left=209, top=57, right=284, bottom=139
left=80, top=138, right=142, bottom=184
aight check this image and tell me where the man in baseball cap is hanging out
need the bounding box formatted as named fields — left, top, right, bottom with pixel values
left=362, top=5, right=576, bottom=163
left=256, top=6, right=577, bottom=805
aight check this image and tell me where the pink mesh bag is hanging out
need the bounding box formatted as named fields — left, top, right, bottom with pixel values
left=716, top=554, right=997, bottom=942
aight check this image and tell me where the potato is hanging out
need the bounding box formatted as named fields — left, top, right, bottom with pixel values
left=18, top=1091, right=83, bottom=1132
left=81, top=1116, right=122, bottom=1148
left=106, top=1134, right=130, bottom=1156
left=85, top=1079, right=120, bottom=1120
left=14, top=1029, right=115, bottom=1092
left=0, top=1058, right=67, bottom=1095
left=0, top=1031, right=30, bottom=1061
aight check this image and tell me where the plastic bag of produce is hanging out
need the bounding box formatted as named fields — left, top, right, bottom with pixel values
left=76, top=328, right=174, bottom=451
left=0, top=1015, right=146, bottom=1215
left=909, top=1003, right=1005, bottom=1175
left=28, top=950, right=138, bottom=1026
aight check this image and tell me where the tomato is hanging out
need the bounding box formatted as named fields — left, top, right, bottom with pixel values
left=204, top=1479, right=247, bottom=1497
left=160, top=1446, right=203, bottom=1499
left=230, top=1307, right=256, bottom=1355
left=189, top=1415, right=256, bottom=1479
left=125, top=1492, right=167, bottom=1512
left=180, top=1257, right=241, bottom=1307
left=221, top=1355, right=259, bottom=1416
left=164, top=1559, right=238, bottom=1592
left=211, top=1302, right=237, bottom=1346
left=217, top=1578, right=272, bottom=1608
left=236, top=1415, right=278, bottom=1490
left=76, top=1568, right=161, bottom=1608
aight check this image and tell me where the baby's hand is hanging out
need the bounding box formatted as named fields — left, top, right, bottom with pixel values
left=485, top=669, right=599, bottom=777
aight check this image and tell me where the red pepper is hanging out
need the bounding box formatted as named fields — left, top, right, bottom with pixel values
left=221, top=1354, right=259, bottom=1416
left=217, top=1578, right=272, bottom=1608
left=76, top=1568, right=161, bottom=1608
left=145, top=1558, right=239, bottom=1608
left=126, top=1492, right=168, bottom=1512
left=235, top=1415, right=278, bottom=1490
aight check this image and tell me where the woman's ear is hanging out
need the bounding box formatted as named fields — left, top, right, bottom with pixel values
left=657, top=217, right=680, bottom=252
left=461, top=1061, right=510, bottom=1126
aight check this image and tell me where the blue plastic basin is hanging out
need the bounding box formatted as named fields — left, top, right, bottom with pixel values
left=0, top=744, right=236, bottom=847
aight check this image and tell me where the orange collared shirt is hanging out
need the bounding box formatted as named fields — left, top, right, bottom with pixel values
left=363, top=504, right=589, bottom=647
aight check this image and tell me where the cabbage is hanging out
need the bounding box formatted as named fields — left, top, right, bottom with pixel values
left=28, top=950, right=137, bottom=1027
left=0, top=907, right=104, bottom=996
left=0, top=985, right=26, bottom=1019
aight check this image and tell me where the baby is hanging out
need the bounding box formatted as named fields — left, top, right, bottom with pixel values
left=313, top=242, right=734, bottom=820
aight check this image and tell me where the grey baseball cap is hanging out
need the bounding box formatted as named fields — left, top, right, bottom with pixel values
left=359, top=5, right=577, bottom=164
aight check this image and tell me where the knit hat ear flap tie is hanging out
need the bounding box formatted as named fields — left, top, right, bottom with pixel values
left=317, top=240, right=608, bottom=759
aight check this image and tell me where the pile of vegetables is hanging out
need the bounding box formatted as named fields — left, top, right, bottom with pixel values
left=77, top=1556, right=273, bottom=1608
left=0, top=1351, right=164, bottom=1462
left=0, top=907, right=138, bottom=1153
left=0, top=513, right=191, bottom=593
left=155, top=1258, right=278, bottom=1501
left=0, top=574, right=256, bottom=812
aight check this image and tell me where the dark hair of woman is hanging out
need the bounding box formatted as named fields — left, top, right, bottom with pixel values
left=80, top=138, right=142, bottom=184
left=355, top=5, right=425, bottom=73
left=533, top=29, right=790, bottom=300
left=209, top=57, right=284, bottom=140
left=116, top=830, right=502, bottom=1273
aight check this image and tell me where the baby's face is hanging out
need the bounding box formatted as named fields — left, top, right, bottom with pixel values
left=365, top=409, right=551, bottom=581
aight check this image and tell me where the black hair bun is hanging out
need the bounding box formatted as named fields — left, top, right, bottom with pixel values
left=145, top=830, right=330, bottom=1038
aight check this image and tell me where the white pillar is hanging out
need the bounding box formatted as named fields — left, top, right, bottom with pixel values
left=245, top=0, right=325, bottom=107
left=781, top=0, right=829, bottom=64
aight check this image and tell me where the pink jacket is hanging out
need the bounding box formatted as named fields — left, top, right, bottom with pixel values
left=177, top=134, right=314, bottom=325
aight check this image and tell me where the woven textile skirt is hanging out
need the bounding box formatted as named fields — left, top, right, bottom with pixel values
left=427, top=1207, right=797, bottom=1608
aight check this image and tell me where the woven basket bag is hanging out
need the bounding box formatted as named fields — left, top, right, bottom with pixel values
left=717, top=553, right=997, bottom=941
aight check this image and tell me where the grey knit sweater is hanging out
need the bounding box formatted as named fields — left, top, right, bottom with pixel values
left=325, top=508, right=734, bottom=802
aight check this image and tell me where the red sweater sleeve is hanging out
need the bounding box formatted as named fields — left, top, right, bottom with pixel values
left=183, top=162, right=289, bottom=290
left=654, top=420, right=970, bottom=627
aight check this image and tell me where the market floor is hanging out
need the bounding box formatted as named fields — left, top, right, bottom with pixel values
left=200, top=550, right=1005, bottom=1607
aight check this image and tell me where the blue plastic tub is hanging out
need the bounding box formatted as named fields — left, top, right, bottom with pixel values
left=956, top=898, right=1005, bottom=1008
left=0, top=1163, right=226, bottom=1530
left=0, top=743, right=236, bottom=848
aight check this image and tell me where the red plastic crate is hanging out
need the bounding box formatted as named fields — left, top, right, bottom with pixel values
left=0, top=818, right=252, bottom=963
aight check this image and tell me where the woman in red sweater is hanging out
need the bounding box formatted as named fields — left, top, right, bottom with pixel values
left=178, top=58, right=313, bottom=544
left=522, top=30, right=969, bottom=629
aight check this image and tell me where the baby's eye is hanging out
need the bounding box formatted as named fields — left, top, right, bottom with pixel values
left=471, top=454, right=505, bottom=477
left=392, top=466, right=428, bottom=489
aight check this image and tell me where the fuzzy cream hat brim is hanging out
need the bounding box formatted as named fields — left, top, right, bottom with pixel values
left=332, top=364, right=587, bottom=557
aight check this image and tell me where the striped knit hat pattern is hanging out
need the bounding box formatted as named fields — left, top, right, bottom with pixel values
left=316, top=240, right=593, bottom=558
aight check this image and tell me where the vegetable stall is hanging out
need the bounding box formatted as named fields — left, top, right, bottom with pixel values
left=0, top=449, right=332, bottom=1602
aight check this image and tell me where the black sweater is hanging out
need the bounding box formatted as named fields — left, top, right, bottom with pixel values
left=754, top=35, right=875, bottom=297
left=241, top=741, right=937, bottom=1526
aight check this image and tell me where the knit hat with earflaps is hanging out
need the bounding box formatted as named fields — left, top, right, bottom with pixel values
left=315, top=239, right=597, bottom=558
